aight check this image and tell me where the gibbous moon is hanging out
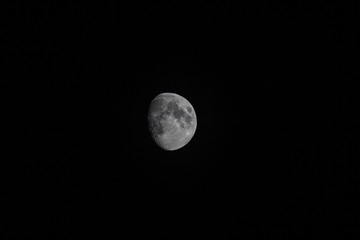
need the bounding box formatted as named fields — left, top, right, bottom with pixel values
left=148, top=93, right=197, bottom=151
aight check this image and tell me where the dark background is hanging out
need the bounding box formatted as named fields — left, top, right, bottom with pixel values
left=3, top=1, right=359, bottom=239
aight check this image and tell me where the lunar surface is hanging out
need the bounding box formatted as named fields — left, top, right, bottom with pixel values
left=148, top=93, right=197, bottom=151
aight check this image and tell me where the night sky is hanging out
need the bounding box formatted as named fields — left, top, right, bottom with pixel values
left=4, top=1, right=359, bottom=239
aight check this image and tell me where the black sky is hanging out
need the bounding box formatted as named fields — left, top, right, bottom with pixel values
left=3, top=1, right=359, bottom=239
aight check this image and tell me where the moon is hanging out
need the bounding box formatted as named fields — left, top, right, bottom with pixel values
left=148, top=93, right=197, bottom=151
